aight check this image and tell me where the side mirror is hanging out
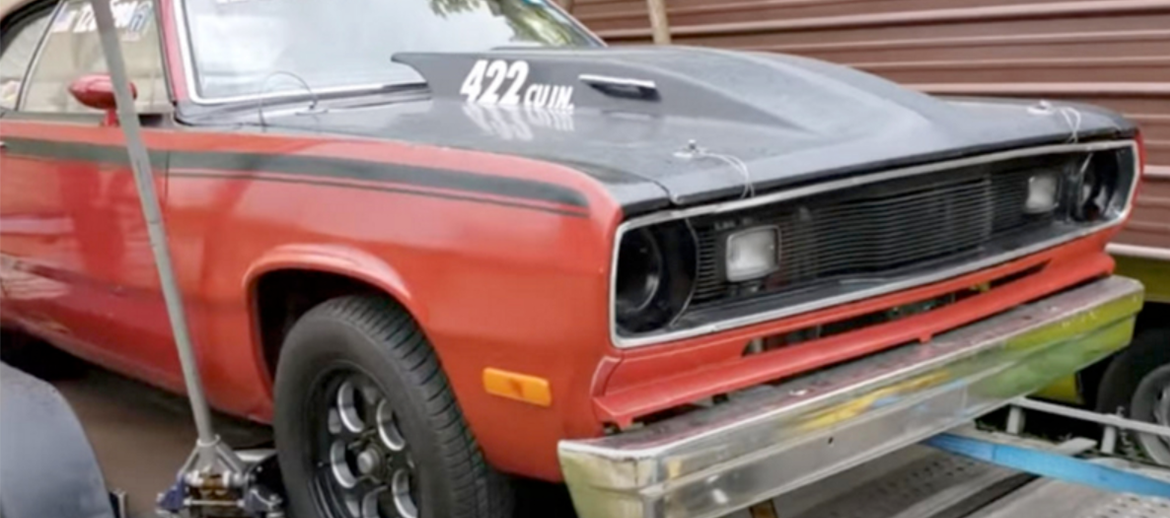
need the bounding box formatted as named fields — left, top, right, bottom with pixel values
left=68, top=75, right=136, bottom=125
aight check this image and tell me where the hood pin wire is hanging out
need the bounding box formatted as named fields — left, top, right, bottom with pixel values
left=675, top=139, right=756, bottom=200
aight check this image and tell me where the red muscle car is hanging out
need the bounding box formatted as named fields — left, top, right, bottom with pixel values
left=0, top=0, right=1149, bottom=516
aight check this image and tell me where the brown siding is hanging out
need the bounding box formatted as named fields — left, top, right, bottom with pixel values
left=575, top=0, right=1170, bottom=250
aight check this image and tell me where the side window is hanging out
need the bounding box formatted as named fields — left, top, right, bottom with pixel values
left=21, top=0, right=167, bottom=113
left=0, top=5, right=53, bottom=110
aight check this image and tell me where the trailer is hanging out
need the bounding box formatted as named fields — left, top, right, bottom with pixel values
left=721, top=397, right=1170, bottom=518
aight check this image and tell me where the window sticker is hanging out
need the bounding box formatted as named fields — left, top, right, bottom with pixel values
left=49, top=0, right=153, bottom=40
left=120, top=1, right=154, bottom=41
left=460, top=59, right=574, bottom=111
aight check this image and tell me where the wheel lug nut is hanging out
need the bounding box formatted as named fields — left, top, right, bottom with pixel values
left=356, top=448, right=382, bottom=476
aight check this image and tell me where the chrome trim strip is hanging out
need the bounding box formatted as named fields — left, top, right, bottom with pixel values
left=610, top=140, right=1140, bottom=348
left=578, top=74, right=658, bottom=91
left=1108, top=243, right=1170, bottom=261
left=565, top=276, right=1145, bottom=518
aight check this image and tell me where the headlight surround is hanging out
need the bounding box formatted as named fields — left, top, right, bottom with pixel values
left=614, top=228, right=663, bottom=318
left=613, top=221, right=697, bottom=335
left=1071, top=154, right=1120, bottom=222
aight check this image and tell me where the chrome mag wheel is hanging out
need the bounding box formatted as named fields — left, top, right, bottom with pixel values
left=312, top=371, right=419, bottom=518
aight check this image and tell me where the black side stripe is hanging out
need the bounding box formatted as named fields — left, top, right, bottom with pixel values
left=170, top=171, right=589, bottom=217
left=1, top=137, right=590, bottom=210
left=3, top=136, right=170, bottom=168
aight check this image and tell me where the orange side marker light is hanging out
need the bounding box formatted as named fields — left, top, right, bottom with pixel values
left=483, top=368, right=552, bottom=407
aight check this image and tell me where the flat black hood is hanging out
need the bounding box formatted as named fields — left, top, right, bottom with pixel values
left=259, top=45, right=1135, bottom=215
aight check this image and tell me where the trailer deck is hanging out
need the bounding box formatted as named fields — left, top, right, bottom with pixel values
left=734, top=446, right=1170, bottom=518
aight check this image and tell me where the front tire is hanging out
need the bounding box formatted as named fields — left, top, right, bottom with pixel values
left=1096, top=326, right=1170, bottom=465
left=273, top=296, right=512, bottom=518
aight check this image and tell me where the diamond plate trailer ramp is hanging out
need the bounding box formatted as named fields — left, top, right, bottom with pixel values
left=720, top=445, right=1170, bottom=518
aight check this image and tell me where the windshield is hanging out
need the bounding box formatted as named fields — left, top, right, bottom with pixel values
left=179, top=0, right=601, bottom=102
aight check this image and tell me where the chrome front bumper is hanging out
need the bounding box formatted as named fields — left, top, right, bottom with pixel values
left=559, top=276, right=1145, bottom=518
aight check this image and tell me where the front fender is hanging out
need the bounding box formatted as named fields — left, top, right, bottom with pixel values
left=243, top=243, right=425, bottom=323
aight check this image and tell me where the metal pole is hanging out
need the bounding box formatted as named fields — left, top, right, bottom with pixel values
left=89, top=0, right=217, bottom=450
left=646, top=0, right=671, bottom=45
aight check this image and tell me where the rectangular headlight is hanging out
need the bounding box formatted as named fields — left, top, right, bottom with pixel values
left=726, top=226, right=780, bottom=282
left=1025, top=171, right=1060, bottom=214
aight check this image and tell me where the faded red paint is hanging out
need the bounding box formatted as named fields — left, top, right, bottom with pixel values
left=0, top=119, right=622, bottom=480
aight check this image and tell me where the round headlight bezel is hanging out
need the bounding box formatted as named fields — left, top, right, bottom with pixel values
left=614, top=228, right=664, bottom=318
left=1071, top=154, right=1119, bottom=222
left=613, top=221, right=698, bottom=336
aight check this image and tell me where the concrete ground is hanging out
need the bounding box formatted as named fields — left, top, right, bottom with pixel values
left=23, top=354, right=272, bottom=518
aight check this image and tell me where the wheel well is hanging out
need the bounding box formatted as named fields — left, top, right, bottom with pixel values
left=253, top=270, right=384, bottom=380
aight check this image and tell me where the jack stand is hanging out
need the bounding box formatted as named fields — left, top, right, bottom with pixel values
left=87, top=1, right=286, bottom=517
left=156, top=444, right=285, bottom=518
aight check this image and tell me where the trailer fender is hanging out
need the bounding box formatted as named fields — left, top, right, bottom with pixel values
left=0, top=362, right=115, bottom=518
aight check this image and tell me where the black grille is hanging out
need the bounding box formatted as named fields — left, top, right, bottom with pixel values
left=689, top=162, right=1057, bottom=309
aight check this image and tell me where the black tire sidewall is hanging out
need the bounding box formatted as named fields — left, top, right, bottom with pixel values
left=1097, top=327, right=1170, bottom=415
left=1096, top=327, right=1170, bottom=464
left=273, top=307, right=457, bottom=518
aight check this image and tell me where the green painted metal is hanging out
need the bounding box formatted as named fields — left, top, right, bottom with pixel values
left=1114, top=255, right=1170, bottom=304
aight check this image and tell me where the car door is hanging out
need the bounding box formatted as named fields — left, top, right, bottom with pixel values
left=0, top=1, right=63, bottom=326
left=0, top=0, right=181, bottom=386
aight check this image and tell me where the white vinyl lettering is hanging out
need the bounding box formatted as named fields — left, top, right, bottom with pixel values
left=459, top=60, right=488, bottom=103
left=499, top=61, right=529, bottom=106
left=478, top=60, right=508, bottom=105
left=460, top=59, right=574, bottom=112
left=523, top=84, right=543, bottom=106
left=548, top=85, right=574, bottom=110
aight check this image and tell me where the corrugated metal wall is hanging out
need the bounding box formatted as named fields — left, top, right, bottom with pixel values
left=574, top=0, right=1170, bottom=251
